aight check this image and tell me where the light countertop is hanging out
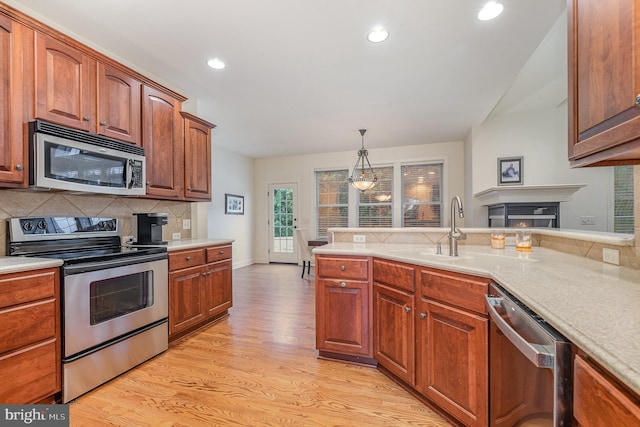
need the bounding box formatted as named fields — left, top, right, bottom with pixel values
left=165, top=238, right=234, bottom=251
left=313, top=242, right=640, bottom=395
left=0, top=257, right=63, bottom=275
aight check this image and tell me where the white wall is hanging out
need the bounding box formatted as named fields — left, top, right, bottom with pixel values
left=469, top=104, right=613, bottom=230
left=253, top=141, right=465, bottom=264
left=208, top=145, right=255, bottom=268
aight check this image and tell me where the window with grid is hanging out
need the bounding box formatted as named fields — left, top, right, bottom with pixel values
left=614, top=166, right=634, bottom=233
left=316, top=169, right=349, bottom=239
left=358, top=166, right=393, bottom=227
left=401, top=163, right=443, bottom=227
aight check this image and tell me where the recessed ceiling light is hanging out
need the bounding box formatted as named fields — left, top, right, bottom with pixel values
left=367, top=27, right=389, bottom=43
left=207, top=58, right=226, bottom=70
left=477, top=1, right=504, bottom=21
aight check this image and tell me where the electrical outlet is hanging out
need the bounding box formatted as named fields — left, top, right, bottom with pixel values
left=172, top=232, right=181, bottom=240
left=183, top=219, right=191, bottom=230
left=353, top=235, right=366, bottom=243
left=505, top=236, right=516, bottom=246
left=602, top=248, right=620, bottom=265
left=580, top=216, right=596, bottom=226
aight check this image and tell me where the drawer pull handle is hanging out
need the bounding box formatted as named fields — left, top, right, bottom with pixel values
left=340, top=282, right=346, bottom=288
left=340, top=265, right=346, bottom=271
left=419, top=313, right=426, bottom=319
left=405, top=307, right=411, bottom=313
left=219, top=250, right=224, bottom=254
left=186, top=256, right=192, bottom=261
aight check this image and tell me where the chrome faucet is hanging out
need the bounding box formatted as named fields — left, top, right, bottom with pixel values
left=448, top=195, right=467, bottom=256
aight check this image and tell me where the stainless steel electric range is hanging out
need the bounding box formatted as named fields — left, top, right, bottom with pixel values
left=7, top=216, right=168, bottom=403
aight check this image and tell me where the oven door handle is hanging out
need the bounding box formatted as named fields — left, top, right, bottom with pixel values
left=63, top=252, right=168, bottom=275
left=485, top=295, right=554, bottom=369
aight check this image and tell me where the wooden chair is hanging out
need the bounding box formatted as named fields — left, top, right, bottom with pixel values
left=295, top=228, right=313, bottom=278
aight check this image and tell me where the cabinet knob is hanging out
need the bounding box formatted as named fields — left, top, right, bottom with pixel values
left=419, top=313, right=426, bottom=319
left=83, top=116, right=91, bottom=121
left=186, top=256, right=192, bottom=261
left=405, top=307, right=411, bottom=313
left=100, top=120, right=107, bottom=126
left=340, top=282, right=346, bottom=287
left=187, top=187, right=192, bottom=191
left=15, top=164, right=24, bottom=171
left=340, top=265, right=346, bottom=271
left=219, top=250, right=224, bottom=254
left=146, top=182, right=150, bottom=186
left=636, top=94, right=640, bottom=105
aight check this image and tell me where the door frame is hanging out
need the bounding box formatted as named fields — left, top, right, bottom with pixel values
left=267, top=182, right=299, bottom=264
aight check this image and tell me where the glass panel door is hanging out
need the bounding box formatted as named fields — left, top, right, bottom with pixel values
left=268, top=183, right=298, bottom=263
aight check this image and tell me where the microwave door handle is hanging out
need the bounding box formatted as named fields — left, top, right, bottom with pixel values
left=485, top=295, right=554, bottom=368
left=126, top=159, right=134, bottom=188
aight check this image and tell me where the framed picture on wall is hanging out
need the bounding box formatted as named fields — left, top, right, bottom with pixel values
left=225, top=194, right=244, bottom=215
left=498, top=157, right=523, bottom=185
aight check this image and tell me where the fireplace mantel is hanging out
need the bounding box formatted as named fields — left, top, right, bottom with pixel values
left=474, top=184, right=587, bottom=206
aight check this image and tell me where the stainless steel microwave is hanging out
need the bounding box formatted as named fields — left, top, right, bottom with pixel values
left=29, top=120, right=146, bottom=196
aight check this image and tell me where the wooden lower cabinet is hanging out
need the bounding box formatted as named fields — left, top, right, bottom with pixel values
left=373, top=259, right=416, bottom=384
left=0, top=267, right=61, bottom=403
left=315, top=255, right=373, bottom=361
left=416, top=298, right=488, bottom=427
left=573, top=354, right=640, bottom=427
left=168, top=244, right=233, bottom=342
left=318, top=256, right=490, bottom=426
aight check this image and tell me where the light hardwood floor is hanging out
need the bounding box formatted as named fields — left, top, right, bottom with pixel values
left=69, top=263, right=453, bottom=426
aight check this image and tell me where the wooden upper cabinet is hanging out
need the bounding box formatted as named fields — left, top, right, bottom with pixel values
left=181, top=112, right=215, bottom=201
left=568, top=0, right=640, bottom=166
left=0, top=14, right=29, bottom=186
left=34, top=32, right=95, bottom=132
left=97, top=63, right=141, bottom=145
left=142, top=85, right=184, bottom=198
left=34, top=32, right=143, bottom=145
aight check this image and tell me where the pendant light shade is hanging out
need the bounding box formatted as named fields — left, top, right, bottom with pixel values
left=348, top=129, right=378, bottom=192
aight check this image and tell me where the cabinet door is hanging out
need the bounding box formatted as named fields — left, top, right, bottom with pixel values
left=316, top=279, right=372, bottom=357
left=574, top=355, right=640, bottom=427
left=35, top=32, right=95, bottom=131
left=568, top=0, right=640, bottom=166
left=169, top=266, right=204, bottom=336
left=97, top=63, right=141, bottom=145
left=182, top=112, right=213, bottom=201
left=416, top=299, right=488, bottom=427
left=0, top=16, right=28, bottom=186
left=373, top=283, right=414, bottom=384
left=142, top=85, right=183, bottom=198
left=203, top=260, right=232, bottom=318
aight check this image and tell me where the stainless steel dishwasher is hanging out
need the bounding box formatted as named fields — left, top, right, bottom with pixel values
left=485, top=283, right=573, bottom=426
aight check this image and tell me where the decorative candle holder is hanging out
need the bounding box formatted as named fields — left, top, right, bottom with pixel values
left=491, top=230, right=505, bottom=249
left=515, top=229, right=532, bottom=251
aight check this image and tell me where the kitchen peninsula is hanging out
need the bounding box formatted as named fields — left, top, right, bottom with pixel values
left=314, top=227, right=640, bottom=426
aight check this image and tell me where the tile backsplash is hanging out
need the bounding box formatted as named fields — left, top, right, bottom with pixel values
left=0, top=189, right=191, bottom=256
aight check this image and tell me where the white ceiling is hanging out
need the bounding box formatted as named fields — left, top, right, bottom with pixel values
left=7, top=0, right=566, bottom=158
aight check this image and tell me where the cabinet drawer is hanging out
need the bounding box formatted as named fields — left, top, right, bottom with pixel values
left=0, top=339, right=59, bottom=404
left=0, top=300, right=57, bottom=354
left=169, top=249, right=206, bottom=271
left=420, top=268, right=490, bottom=315
left=0, top=269, right=57, bottom=309
left=373, top=259, right=415, bottom=292
left=317, top=256, right=369, bottom=280
left=207, top=245, right=232, bottom=263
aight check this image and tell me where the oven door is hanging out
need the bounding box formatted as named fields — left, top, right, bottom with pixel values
left=62, top=254, right=168, bottom=358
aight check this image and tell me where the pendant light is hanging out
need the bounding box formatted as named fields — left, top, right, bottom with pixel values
left=348, top=129, right=378, bottom=192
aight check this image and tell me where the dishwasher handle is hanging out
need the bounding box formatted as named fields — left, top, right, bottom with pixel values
left=485, top=295, right=554, bottom=369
